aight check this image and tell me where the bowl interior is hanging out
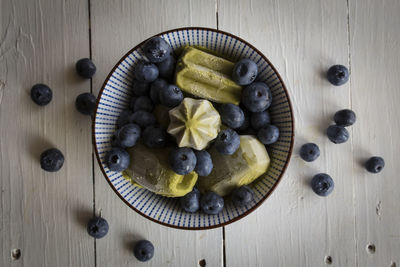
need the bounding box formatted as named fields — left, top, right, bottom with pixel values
left=94, top=28, right=294, bottom=229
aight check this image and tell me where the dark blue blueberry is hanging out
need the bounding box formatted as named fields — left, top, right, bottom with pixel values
left=326, top=125, right=349, bottom=144
left=134, top=240, right=154, bottom=262
left=117, top=110, right=133, bottom=128
left=143, top=36, right=172, bottom=63
left=134, top=96, right=154, bottom=112
left=311, top=173, right=334, bottom=196
left=40, top=148, right=64, bottom=172
left=231, top=186, right=254, bottom=206
left=251, top=110, right=271, bottom=130
left=200, top=191, right=224, bottom=215
left=130, top=110, right=156, bottom=128
left=327, top=65, right=349, bottom=86
left=129, top=96, right=138, bottom=111
left=236, top=109, right=250, bottom=132
left=168, top=147, right=197, bottom=175
left=219, top=104, right=245, bottom=129
left=142, top=125, right=167, bottom=148
left=156, top=54, right=176, bottom=80
left=75, top=92, right=97, bottom=115
left=150, top=78, right=167, bottom=104
left=241, top=82, right=272, bottom=112
left=334, top=109, right=356, bottom=127
left=134, top=61, right=159, bottom=83
left=194, top=150, right=213, bottom=176
left=115, top=123, right=141, bottom=148
left=31, top=84, right=52, bottom=106
left=159, top=84, right=183, bottom=108
left=232, top=58, right=258, bottom=86
left=365, top=156, right=385, bottom=173
left=257, top=124, right=279, bottom=145
left=87, top=217, right=109, bottom=239
left=300, top=143, right=320, bottom=162
left=180, top=187, right=200, bottom=213
left=105, top=147, right=130, bottom=172
left=215, top=128, right=240, bottom=155
left=76, top=58, right=96, bottom=79
left=132, top=79, right=150, bottom=96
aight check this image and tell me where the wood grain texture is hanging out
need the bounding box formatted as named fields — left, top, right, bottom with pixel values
left=0, top=0, right=94, bottom=266
left=349, top=0, right=400, bottom=266
left=90, top=1, right=223, bottom=266
left=219, top=0, right=358, bottom=266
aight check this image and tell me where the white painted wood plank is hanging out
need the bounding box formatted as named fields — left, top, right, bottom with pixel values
left=219, top=0, right=357, bottom=266
left=349, top=0, right=400, bottom=266
left=90, top=1, right=223, bottom=266
left=0, top=0, right=94, bottom=266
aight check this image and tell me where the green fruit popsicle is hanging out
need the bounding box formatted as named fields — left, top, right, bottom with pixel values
left=175, top=46, right=242, bottom=105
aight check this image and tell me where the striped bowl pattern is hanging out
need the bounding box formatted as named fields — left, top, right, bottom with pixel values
left=93, top=28, right=294, bottom=229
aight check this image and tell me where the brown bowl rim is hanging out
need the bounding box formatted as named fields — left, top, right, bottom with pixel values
left=92, top=27, right=295, bottom=230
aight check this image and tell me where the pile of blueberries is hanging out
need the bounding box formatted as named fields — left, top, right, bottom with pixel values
left=300, top=65, right=385, bottom=197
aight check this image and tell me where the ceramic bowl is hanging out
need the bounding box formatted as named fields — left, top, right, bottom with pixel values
left=93, top=27, right=294, bottom=229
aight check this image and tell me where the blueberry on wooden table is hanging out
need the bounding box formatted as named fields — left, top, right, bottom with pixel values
left=134, top=240, right=154, bottom=262
left=75, top=92, right=96, bottom=115
left=219, top=103, right=245, bottom=129
left=232, top=58, right=258, bottom=86
left=241, top=82, right=272, bottom=112
left=326, top=125, right=349, bottom=144
left=76, top=58, right=96, bottom=79
left=300, top=143, right=320, bottom=162
left=200, top=191, right=224, bottom=215
left=214, top=128, right=240, bottom=155
left=334, top=109, right=356, bottom=127
left=87, top=216, right=109, bottom=239
left=251, top=110, right=271, bottom=130
left=180, top=187, right=200, bottom=213
left=132, top=79, right=150, bottom=96
left=105, top=147, right=130, bottom=172
left=365, top=156, right=385, bottom=173
left=327, top=65, right=349, bottom=86
left=194, top=150, right=213, bottom=177
left=257, top=124, right=279, bottom=145
left=31, top=84, right=53, bottom=106
left=311, top=173, right=334, bottom=196
left=40, top=148, right=64, bottom=172
left=232, top=185, right=254, bottom=206
left=142, top=125, right=167, bottom=148
left=134, top=61, right=159, bottom=83
left=168, top=147, right=197, bottom=175
left=159, top=84, right=183, bottom=108
left=143, top=36, right=172, bottom=63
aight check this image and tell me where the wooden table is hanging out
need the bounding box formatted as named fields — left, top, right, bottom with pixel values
left=1, top=0, right=399, bottom=266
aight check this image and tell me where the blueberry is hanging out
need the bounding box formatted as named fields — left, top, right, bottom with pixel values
left=299, top=143, right=320, bottom=162
left=241, top=82, right=272, bottom=112
left=334, top=109, right=356, bottom=127
left=105, top=147, right=130, bottom=172
left=75, top=92, right=97, bottom=115
left=117, top=110, right=133, bottom=128
left=251, top=110, right=271, bottom=130
left=311, top=173, right=334, bottom=196
left=180, top=187, right=200, bottom=213
left=365, top=156, right=385, bottom=173
left=76, top=58, right=96, bottom=79
left=115, top=123, right=141, bottom=148
left=134, top=61, right=159, bottom=83
left=142, top=125, right=167, bottom=148
left=219, top=104, right=245, bottom=129
left=168, top=147, right=197, bottom=175
left=194, top=150, right=213, bottom=176
left=326, top=125, right=349, bottom=144
left=200, top=191, right=224, bottom=215
left=159, top=84, right=183, bottom=108
left=31, top=84, right=52, bottom=106
left=130, top=110, right=156, bottom=128
left=231, top=186, right=254, bottom=206
left=87, top=217, right=109, bottom=239
left=156, top=54, right=176, bottom=80
left=237, top=109, right=251, bottom=132
left=40, top=148, right=64, bottom=172
left=327, top=65, right=349, bottom=86
left=150, top=78, right=167, bottom=104
left=143, top=36, right=172, bottom=63
left=129, top=96, right=138, bottom=111
left=257, top=124, right=279, bottom=145
left=134, top=240, right=154, bottom=262
left=132, top=79, right=150, bottom=96
left=215, top=128, right=240, bottom=155
left=134, top=96, right=154, bottom=112
left=232, top=58, right=258, bottom=86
